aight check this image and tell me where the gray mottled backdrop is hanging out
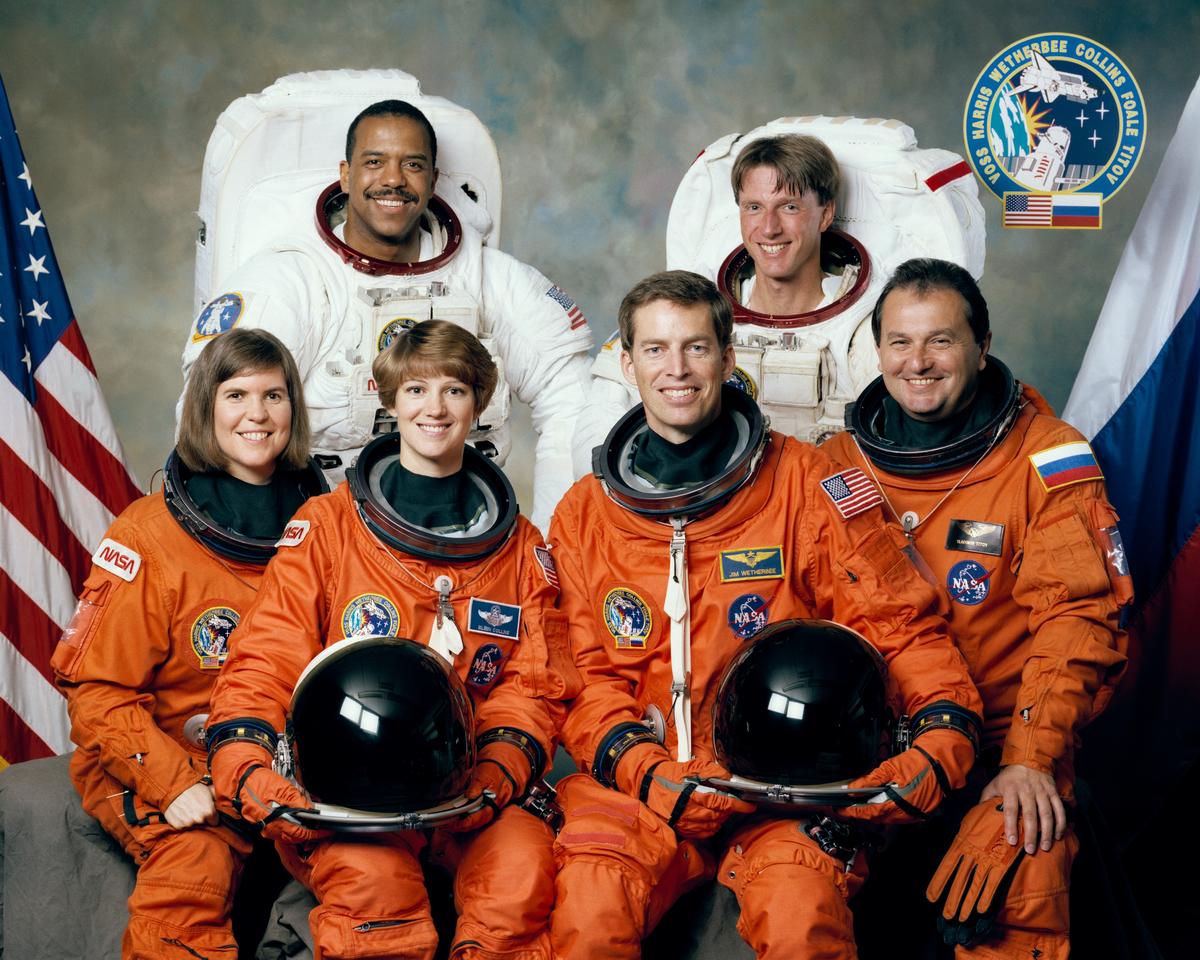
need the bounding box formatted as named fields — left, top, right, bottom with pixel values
left=2, top=0, right=1195, bottom=504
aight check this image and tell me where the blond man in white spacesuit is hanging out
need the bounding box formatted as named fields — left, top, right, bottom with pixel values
left=182, top=99, right=593, bottom=531
left=573, top=119, right=984, bottom=473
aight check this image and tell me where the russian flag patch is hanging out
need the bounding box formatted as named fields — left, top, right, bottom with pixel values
left=1028, top=441, right=1103, bottom=491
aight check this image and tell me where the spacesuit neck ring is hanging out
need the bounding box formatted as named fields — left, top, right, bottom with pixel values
left=592, top=385, right=769, bottom=519
left=316, top=182, right=463, bottom=277
left=348, top=433, right=517, bottom=562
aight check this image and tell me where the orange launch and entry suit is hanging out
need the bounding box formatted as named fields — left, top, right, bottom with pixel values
left=548, top=432, right=983, bottom=959
left=52, top=493, right=259, bottom=959
left=206, top=482, right=578, bottom=960
left=826, top=384, right=1130, bottom=960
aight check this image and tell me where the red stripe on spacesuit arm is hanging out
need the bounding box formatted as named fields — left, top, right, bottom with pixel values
left=208, top=499, right=333, bottom=733
left=1003, top=486, right=1128, bottom=778
left=925, top=161, right=972, bottom=192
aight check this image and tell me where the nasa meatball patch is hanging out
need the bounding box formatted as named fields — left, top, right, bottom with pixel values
left=467, top=598, right=521, bottom=640
left=92, top=538, right=141, bottom=582
left=191, top=292, right=244, bottom=342
left=341, top=594, right=400, bottom=639
left=467, top=643, right=507, bottom=689
left=191, top=606, right=239, bottom=669
left=603, top=587, right=652, bottom=649
left=728, top=593, right=769, bottom=639
left=946, top=560, right=992, bottom=606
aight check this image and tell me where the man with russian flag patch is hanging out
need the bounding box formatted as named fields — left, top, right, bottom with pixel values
left=826, top=257, right=1130, bottom=959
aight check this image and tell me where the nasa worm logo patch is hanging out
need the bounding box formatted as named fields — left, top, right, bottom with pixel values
left=341, top=594, right=400, bottom=639
left=946, top=560, right=992, bottom=606
left=191, top=606, right=239, bottom=669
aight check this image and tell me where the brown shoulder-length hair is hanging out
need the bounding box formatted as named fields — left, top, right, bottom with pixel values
left=177, top=328, right=311, bottom=472
left=372, top=319, right=498, bottom=414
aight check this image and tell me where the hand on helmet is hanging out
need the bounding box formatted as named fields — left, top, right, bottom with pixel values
left=209, top=740, right=328, bottom=844
left=840, top=728, right=975, bottom=824
left=445, top=740, right=532, bottom=833
left=618, top=745, right=754, bottom=839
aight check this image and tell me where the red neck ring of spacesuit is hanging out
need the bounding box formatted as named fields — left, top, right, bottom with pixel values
left=348, top=432, right=517, bottom=562
left=845, top=356, right=1023, bottom=476
left=718, top=228, right=872, bottom=329
left=162, top=449, right=328, bottom=564
left=592, top=385, right=769, bottom=519
left=316, top=181, right=464, bottom=277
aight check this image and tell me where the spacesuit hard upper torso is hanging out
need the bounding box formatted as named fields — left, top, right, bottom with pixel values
left=182, top=197, right=593, bottom=531
left=825, top=380, right=1130, bottom=795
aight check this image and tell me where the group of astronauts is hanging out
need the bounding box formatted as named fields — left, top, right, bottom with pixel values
left=50, top=94, right=1130, bottom=960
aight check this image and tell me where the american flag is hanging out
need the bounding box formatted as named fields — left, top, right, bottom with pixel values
left=819, top=468, right=883, bottom=520
left=1003, top=192, right=1053, bottom=227
left=0, top=75, right=140, bottom=767
left=545, top=283, right=588, bottom=330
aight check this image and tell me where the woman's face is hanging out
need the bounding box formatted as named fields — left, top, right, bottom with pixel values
left=212, top=366, right=292, bottom=484
left=388, top=372, right=478, bottom=477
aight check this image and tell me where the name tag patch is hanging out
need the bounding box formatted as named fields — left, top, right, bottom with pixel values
left=719, top=547, right=784, bottom=582
left=468, top=598, right=522, bottom=640
left=945, top=519, right=1005, bottom=557
left=93, top=538, right=141, bottom=582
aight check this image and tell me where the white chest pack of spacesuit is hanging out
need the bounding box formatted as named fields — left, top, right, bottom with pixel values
left=580, top=115, right=986, bottom=452
left=186, top=70, right=515, bottom=470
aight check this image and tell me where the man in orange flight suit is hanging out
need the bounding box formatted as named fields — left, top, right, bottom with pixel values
left=206, top=323, right=580, bottom=960
left=548, top=270, right=984, bottom=959
left=824, top=258, right=1129, bottom=959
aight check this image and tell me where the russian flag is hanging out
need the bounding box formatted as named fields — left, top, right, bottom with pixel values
left=1052, top=191, right=1102, bottom=228
left=1064, top=78, right=1200, bottom=827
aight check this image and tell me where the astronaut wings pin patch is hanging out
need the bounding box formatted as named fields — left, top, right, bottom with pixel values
left=820, top=469, right=883, bottom=519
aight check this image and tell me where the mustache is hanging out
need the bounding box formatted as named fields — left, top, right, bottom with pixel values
left=366, top=188, right=419, bottom=203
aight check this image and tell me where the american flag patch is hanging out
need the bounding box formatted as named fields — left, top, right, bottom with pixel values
left=534, top=545, right=559, bottom=587
left=546, top=284, right=588, bottom=330
left=1003, top=193, right=1052, bottom=227
left=819, top=468, right=883, bottom=519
